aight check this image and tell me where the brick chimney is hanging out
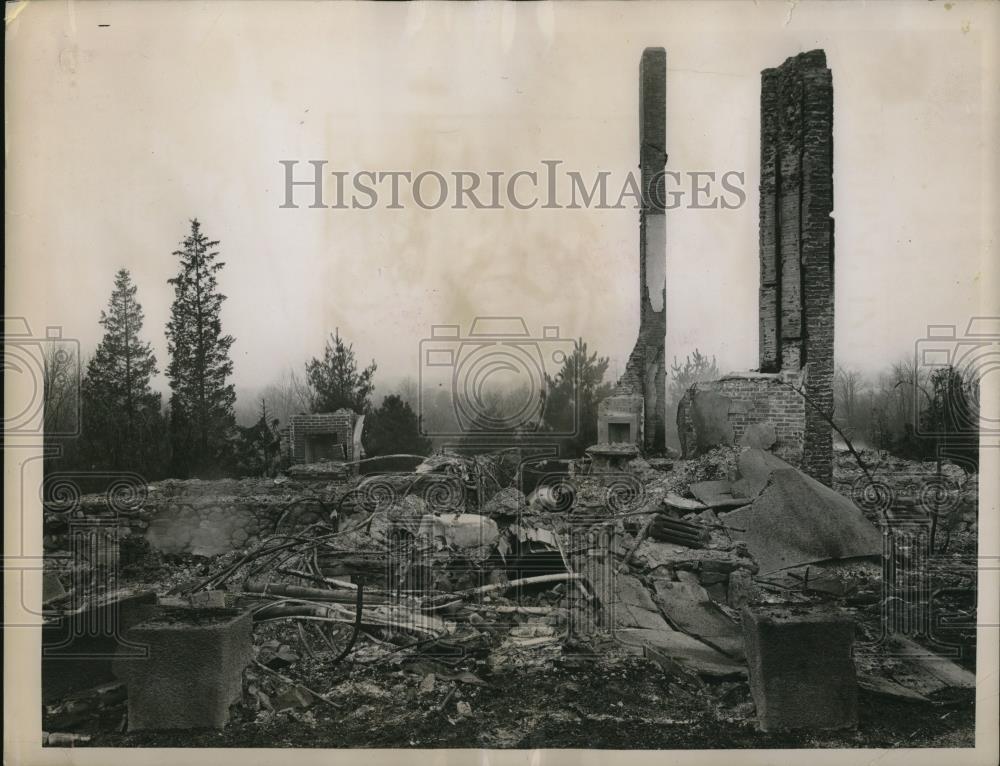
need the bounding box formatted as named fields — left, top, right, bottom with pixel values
left=758, top=49, right=835, bottom=484
left=599, top=48, right=667, bottom=455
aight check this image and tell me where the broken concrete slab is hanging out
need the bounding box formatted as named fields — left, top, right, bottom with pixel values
left=651, top=574, right=744, bottom=660
left=887, top=636, right=975, bottom=689
left=616, top=603, right=674, bottom=631
left=857, top=674, right=930, bottom=703
left=723, top=456, right=882, bottom=575
left=859, top=635, right=977, bottom=700
left=689, top=480, right=750, bottom=510
left=611, top=575, right=674, bottom=631
left=616, top=627, right=747, bottom=679
left=113, top=607, right=252, bottom=731
left=742, top=604, right=857, bottom=732
left=614, top=575, right=659, bottom=611
left=662, top=493, right=707, bottom=513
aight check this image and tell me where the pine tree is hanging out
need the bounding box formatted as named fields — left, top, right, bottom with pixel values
left=668, top=349, right=720, bottom=405
left=541, top=339, right=614, bottom=456
left=305, top=328, right=377, bottom=413
left=81, top=268, right=163, bottom=473
left=165, top=219, right=236, bottom=477
left=363, top=394, right=432, bottom=457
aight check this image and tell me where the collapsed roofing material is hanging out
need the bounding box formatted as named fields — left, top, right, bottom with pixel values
left=722, top=449, right=882, bottom=575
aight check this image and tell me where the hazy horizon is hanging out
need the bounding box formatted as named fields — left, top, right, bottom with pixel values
left=7, top=2, right=995, bottom=425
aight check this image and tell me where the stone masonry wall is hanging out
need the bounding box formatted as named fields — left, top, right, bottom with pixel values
left=61, top=478, right=341, bottom=558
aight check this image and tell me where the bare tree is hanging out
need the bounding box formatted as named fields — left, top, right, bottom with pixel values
left=43, top=341, right=80, bottom=435
left=42, top=342, right=83, bottom=479
left=890, top=356, right=931, bottom=434
left=257, top=367, right=313, bottom=426
left=866, top=371, right=896, bottom=450
left=834, top=365, right=867, bottom=438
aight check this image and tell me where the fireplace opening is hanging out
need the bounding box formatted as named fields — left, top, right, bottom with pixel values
left=608, top=422, right=633, bottom=444
left=304, top=434, right=344, bottom=463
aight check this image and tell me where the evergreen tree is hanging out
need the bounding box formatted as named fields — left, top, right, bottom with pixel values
left=165, top=219, right=236, bottom=477
left=923, top=365, right=979, bottom=469
left=668, top=349, right=720, bottom=405
left=541, top=339, right=614, bottom=456
left=81, top=268, right=164, bottom=473
left=363, top=394, right=433, bottom=457
left=305, top=328, right=377, bottom=413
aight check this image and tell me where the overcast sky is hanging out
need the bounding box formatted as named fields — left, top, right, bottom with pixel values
left=6, top=1, right=996, bottom=408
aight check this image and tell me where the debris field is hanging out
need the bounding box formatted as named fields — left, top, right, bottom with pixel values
left=41, top=445, right=979, bottom=749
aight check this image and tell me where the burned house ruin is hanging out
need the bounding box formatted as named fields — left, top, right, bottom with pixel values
left=678, top=50, right=835, bottom=485
left=37, top=41, right=982, bottom=749
left=597, top=47, right=668, bottom=455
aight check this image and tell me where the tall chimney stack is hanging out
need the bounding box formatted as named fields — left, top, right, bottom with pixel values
left=758, top=49, right=834, bottom=484
left=596, top=48, right=667, bottom=455
left=637, top=47, right=668, bottom=450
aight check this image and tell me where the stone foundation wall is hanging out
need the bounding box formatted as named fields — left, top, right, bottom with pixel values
left=59, top=478, right=342, bottom=558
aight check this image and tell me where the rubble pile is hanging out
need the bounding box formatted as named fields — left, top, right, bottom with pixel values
left=41, top=445, right=978, bottom=746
